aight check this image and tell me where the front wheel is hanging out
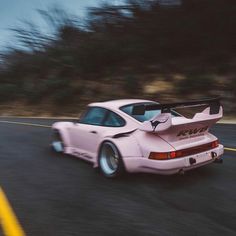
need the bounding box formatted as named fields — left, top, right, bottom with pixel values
left=98, top=142, right=125, bottom=178
left=51, top=130, right=65, bottom=154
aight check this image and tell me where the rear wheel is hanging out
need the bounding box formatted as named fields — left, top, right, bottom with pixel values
left=51, top=130, right=64, bottom=154
left=98, top=142, right=125, bottom=178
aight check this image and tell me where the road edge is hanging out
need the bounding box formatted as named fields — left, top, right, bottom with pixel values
left=1, top=116, right=236, bottom=124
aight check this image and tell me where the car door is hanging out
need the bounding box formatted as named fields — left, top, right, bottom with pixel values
left=69, top=107, right=107, bottom=161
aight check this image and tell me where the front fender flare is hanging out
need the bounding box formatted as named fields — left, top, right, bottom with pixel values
left=52, top=122, right=74, bottom=147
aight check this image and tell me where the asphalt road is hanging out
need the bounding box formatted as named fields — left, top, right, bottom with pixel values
left=0, top=118, right=235, bottom=236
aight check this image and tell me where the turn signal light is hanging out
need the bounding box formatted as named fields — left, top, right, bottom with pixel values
left=149, top=151, right=178, bottom=160
left=149, top=152, right=169, bottom=160
left=149, top=140, right=220, bottom=160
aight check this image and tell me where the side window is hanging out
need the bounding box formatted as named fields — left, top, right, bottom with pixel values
left=103, top=111, right=126, bottom=127
left=79, top=107, right=107, bottom=125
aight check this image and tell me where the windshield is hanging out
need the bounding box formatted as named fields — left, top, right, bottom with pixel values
left=120, top=102, right=179, bottom=122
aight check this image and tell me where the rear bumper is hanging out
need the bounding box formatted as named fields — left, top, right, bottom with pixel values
left=123, top=144, right=224, bottom=175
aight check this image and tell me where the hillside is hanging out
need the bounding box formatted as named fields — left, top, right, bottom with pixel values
left=0, top=0, right=235, bottom=116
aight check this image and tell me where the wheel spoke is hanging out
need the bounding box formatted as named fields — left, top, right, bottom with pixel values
left=100, top=143, right=119, bottom=175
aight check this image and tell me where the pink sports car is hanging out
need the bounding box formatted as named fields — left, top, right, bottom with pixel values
left=51, top=98, right=224, bottom=178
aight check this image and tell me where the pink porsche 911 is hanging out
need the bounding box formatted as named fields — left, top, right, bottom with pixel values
left=51, top=98, right=224, bottom=178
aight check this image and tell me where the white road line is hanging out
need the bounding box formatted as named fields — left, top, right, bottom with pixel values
left=0, top=120, right=51, bottom=128
left=0, top=120, right=235, bottom=152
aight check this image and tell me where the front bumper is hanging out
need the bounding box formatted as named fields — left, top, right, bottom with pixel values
left=123, top=144, right=224, bottom=175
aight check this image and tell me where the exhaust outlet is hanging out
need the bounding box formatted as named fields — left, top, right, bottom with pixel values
left=211, top=151, right=217, bottom=159
left=211, top=151, right=223, bottom=164
left=189, top=157, right=196, bottom=165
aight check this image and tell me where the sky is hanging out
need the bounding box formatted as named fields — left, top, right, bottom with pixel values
left=0, top=0, right=104, bottom=50
left=0, top=0, right=179, bottom=51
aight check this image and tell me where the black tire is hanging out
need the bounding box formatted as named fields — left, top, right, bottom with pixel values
left=51, top=130, right=65, bottom=154
left=98, top=141, right=125, bottom=178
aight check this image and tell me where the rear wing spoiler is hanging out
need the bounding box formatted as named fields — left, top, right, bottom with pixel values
left=132, top=97, right=221, bottom=115
left=134, top=97, right=223, bottom=133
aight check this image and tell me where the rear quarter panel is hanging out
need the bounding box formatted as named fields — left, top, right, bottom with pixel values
left=93, top=134, right=143, bottom=168
left=133, top=131, right=175, bottom=158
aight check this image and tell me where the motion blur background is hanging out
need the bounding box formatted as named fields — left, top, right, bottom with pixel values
left=0, top=0, right=235, bottom=116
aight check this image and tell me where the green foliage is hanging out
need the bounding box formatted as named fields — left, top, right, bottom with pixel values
left=0, top=84, right=19, bottom=103
left=44, top=77, right=69, bottom=90
left=176, top=75, right=215, bottom=95
left=23, top=82, right=47, bottom=104
left=231, top=78, right=236, bottom=95
left=52, top=86, right=78, bottom=105
left=123, top=75, right=140, bottom=94
left=0, top=0, right=235, bottom=110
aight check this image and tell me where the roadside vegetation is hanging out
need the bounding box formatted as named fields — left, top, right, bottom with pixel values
left=0, top=0, right=235, bottom=116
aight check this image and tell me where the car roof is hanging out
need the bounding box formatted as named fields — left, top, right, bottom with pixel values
left=89, top=99, right=154, bottom=111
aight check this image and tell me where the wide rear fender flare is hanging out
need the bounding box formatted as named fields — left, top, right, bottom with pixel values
left=95, top=136, right=143, bottom=168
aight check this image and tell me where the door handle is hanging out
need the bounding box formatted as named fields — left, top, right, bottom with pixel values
left=90, top=131, right=97, bottom=134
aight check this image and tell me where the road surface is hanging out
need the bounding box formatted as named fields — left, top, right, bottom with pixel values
left=0, top=118, right=235, bottom=236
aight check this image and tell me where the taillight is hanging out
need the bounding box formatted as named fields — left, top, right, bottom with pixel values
left=149, top=140, right=220, bottom=160
left=211, top=139, right=219, bottom=148
left=170, top=151, right=176, bottom=158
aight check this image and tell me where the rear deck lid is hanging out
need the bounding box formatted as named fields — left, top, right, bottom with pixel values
left=139, top=105, right=222, bottom=150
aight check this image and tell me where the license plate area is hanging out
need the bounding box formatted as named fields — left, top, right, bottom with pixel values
left=185, top=151, right=212, bottom=166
